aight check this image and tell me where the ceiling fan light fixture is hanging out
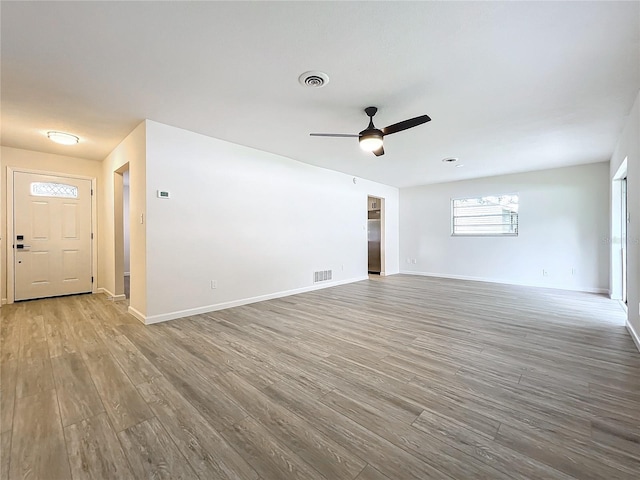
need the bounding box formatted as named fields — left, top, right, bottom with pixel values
left=359, top=131, right=383, bottom=152
left=47, top=131, right=79, bottom=145
left=310, top=106, right=430, bottom=157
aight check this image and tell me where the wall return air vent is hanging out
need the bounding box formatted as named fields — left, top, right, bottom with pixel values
left=314, top=270, right=333, bottom=283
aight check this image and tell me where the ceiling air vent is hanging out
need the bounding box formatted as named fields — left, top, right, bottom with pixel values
left=299, top=71, right=329, bottom=88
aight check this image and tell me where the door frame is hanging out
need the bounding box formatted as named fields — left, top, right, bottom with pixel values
left=112, top=165, right=129, bottom=300
left=6, top=167, right=98, bottom=304
left=367, top=195, right=386, bottom=276
left=611, top=158, right=628, bottom=303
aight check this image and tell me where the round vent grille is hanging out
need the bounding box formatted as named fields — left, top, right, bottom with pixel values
left=299, top=71, right=329, bottom=88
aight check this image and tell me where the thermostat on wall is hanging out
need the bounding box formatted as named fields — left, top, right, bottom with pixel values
left=157, top=190, right=170, bottom=199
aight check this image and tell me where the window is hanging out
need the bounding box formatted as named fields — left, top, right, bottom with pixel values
left=30, top=182, right=78, bottom=198
left=452, top=194, right=518, bottom=236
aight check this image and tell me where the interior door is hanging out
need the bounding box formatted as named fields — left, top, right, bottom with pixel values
left=14, top=171, right=92, bottom=301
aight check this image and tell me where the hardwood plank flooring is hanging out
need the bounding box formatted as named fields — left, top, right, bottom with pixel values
left=81, top=345, right=153, bottom=432
left=355, top=464, right=389, bottom=480
left=51, top=353, right=105, bottom=427
left=1, top=275, right=638, bottom=479
left=9, top=389, right=71, bottom=479
left=118, top=417, right=197, bottom=480
left=64, top=412, right=135, bottom=480
left=1, top=431, right=10, bottom=480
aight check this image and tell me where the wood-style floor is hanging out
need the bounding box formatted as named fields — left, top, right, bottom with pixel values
left=1, top=275, right=639, bottom=480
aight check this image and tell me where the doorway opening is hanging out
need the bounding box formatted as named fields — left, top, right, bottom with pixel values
left=611, top=158, right=628, bottom=305
left=113, top=164, right=130, bottom=301
left=621, top=176, right=628, bottom=305
left=367, top=195, right=385, bottom=275
left=123, top=171, right=131, bottom=299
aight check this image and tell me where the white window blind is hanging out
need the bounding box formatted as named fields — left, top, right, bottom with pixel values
left=452, top=194, right=519, bottom=236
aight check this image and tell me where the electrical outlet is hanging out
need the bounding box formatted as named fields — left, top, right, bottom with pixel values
left=406, top=258, right=411, bottom=264
left=542, top=269, right=548, bottom=277
left=571, top=268, right=576, bottom=276
left=412, top=259, right=417, bottom=264
left=210, top=280, right=217, bottom=289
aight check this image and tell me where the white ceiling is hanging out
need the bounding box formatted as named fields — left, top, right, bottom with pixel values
left=2, top=1, right=638, bottom=187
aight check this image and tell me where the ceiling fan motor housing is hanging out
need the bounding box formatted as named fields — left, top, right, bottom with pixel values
left=359, top=106, right=384, bottom=151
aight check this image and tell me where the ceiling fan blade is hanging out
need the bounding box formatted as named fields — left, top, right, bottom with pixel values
left=310, top=133, right=359, bottom=138
left=382, top=114, right=431, bottom=136
left=372, top=145, right=385, bottom=156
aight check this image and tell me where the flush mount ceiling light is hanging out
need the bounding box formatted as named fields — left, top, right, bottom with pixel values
left=298, top=71, right=330, bottom=88
left=47, top=131, right=79, bottom=145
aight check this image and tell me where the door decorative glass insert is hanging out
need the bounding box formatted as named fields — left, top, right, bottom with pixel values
left=30, top=182, right=79, bottom=198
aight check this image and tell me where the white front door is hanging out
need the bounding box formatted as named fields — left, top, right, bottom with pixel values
left=14, top=172, right=93, bottom=301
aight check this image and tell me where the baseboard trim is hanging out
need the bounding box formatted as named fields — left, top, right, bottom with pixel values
left=97, top=287, right=127, bottom=302
left=399, top=270, right=609, bottom=294
left=143, top=276, right=369, bottom=325
left=128, top=305, right=146, bottom=324
left=626, top=320, right=640, bottom=353
left=1, top=298, right=7, bottom=305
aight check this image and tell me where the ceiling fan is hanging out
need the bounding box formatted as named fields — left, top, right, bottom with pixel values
left=310, top=106, right=431, bottom=156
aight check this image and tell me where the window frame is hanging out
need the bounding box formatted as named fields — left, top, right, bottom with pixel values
left=451, top=193, right=519, bottom=237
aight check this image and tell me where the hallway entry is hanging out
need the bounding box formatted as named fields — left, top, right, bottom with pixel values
left=367, top=196, right=384, bottom=274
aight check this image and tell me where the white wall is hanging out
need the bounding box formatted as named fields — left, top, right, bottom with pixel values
left=144, top=120, right=399, bottom=323
left=99, top=122, right=146, bottom=317
left=610, top=91, right=640, bottom=351
left=400, top=163, right=610, bottom=293
left=0, top=146, right=101, bottom=303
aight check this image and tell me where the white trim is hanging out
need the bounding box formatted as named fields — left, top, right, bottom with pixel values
left=626, top=320, right=640, bottom=353
left=400, top=271, right=609, bottom=294
left=127, top=305, right=146, bottom=324
left=6, top=167, right=98, bottom=303
left=141, top=276, right=368, bottom=325
left=1, top=298, right=6, bottom=305
left=97, top=287, right=126, bottom=302
left=91, top=177, right=98, bottom=294
left=610, top=158, right=628, bottom=302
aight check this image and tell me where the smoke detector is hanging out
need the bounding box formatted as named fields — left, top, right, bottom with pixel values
left=299, top=71, right=329, bottom=88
